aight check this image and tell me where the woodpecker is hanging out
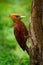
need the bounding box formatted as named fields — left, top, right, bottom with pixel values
left=9, top=14, right=29, bottom=54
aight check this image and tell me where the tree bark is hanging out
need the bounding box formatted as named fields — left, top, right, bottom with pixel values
left=28, top=0, right=43, bottom=65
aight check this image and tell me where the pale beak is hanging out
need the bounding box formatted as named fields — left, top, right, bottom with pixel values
left=20, top=16, right=26, bottom=18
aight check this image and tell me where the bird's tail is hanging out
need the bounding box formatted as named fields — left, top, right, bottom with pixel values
left=25, top=46, right=29, bottom=55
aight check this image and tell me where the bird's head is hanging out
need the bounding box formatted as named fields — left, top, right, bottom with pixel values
left=9, top=13, right=25, bottom=23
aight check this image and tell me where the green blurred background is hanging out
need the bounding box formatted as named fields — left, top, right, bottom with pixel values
left=0, top=0, right=32, bottom=65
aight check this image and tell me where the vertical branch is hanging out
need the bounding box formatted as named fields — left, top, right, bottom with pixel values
left=28, top=0, right=43, bottom=65
left=30, top=0, right=43, bottom=46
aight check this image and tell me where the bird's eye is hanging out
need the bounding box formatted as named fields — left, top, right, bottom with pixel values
left=16, top=16, right=19, bottom=18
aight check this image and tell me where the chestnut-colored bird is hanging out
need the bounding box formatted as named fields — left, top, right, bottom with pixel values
left=9, top=14, right=29, bottom=54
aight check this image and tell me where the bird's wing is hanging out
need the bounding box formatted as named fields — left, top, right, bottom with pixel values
left=14, top=26, right=20, bottom=37
left=20, top=22, right=28, bottom=37
left=14, top=26, right=23, bottom=43
left=14, top=26, right=26, bottom=50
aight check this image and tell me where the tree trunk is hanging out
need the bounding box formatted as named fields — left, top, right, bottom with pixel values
left=28, top=0, right=43, bottom=65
